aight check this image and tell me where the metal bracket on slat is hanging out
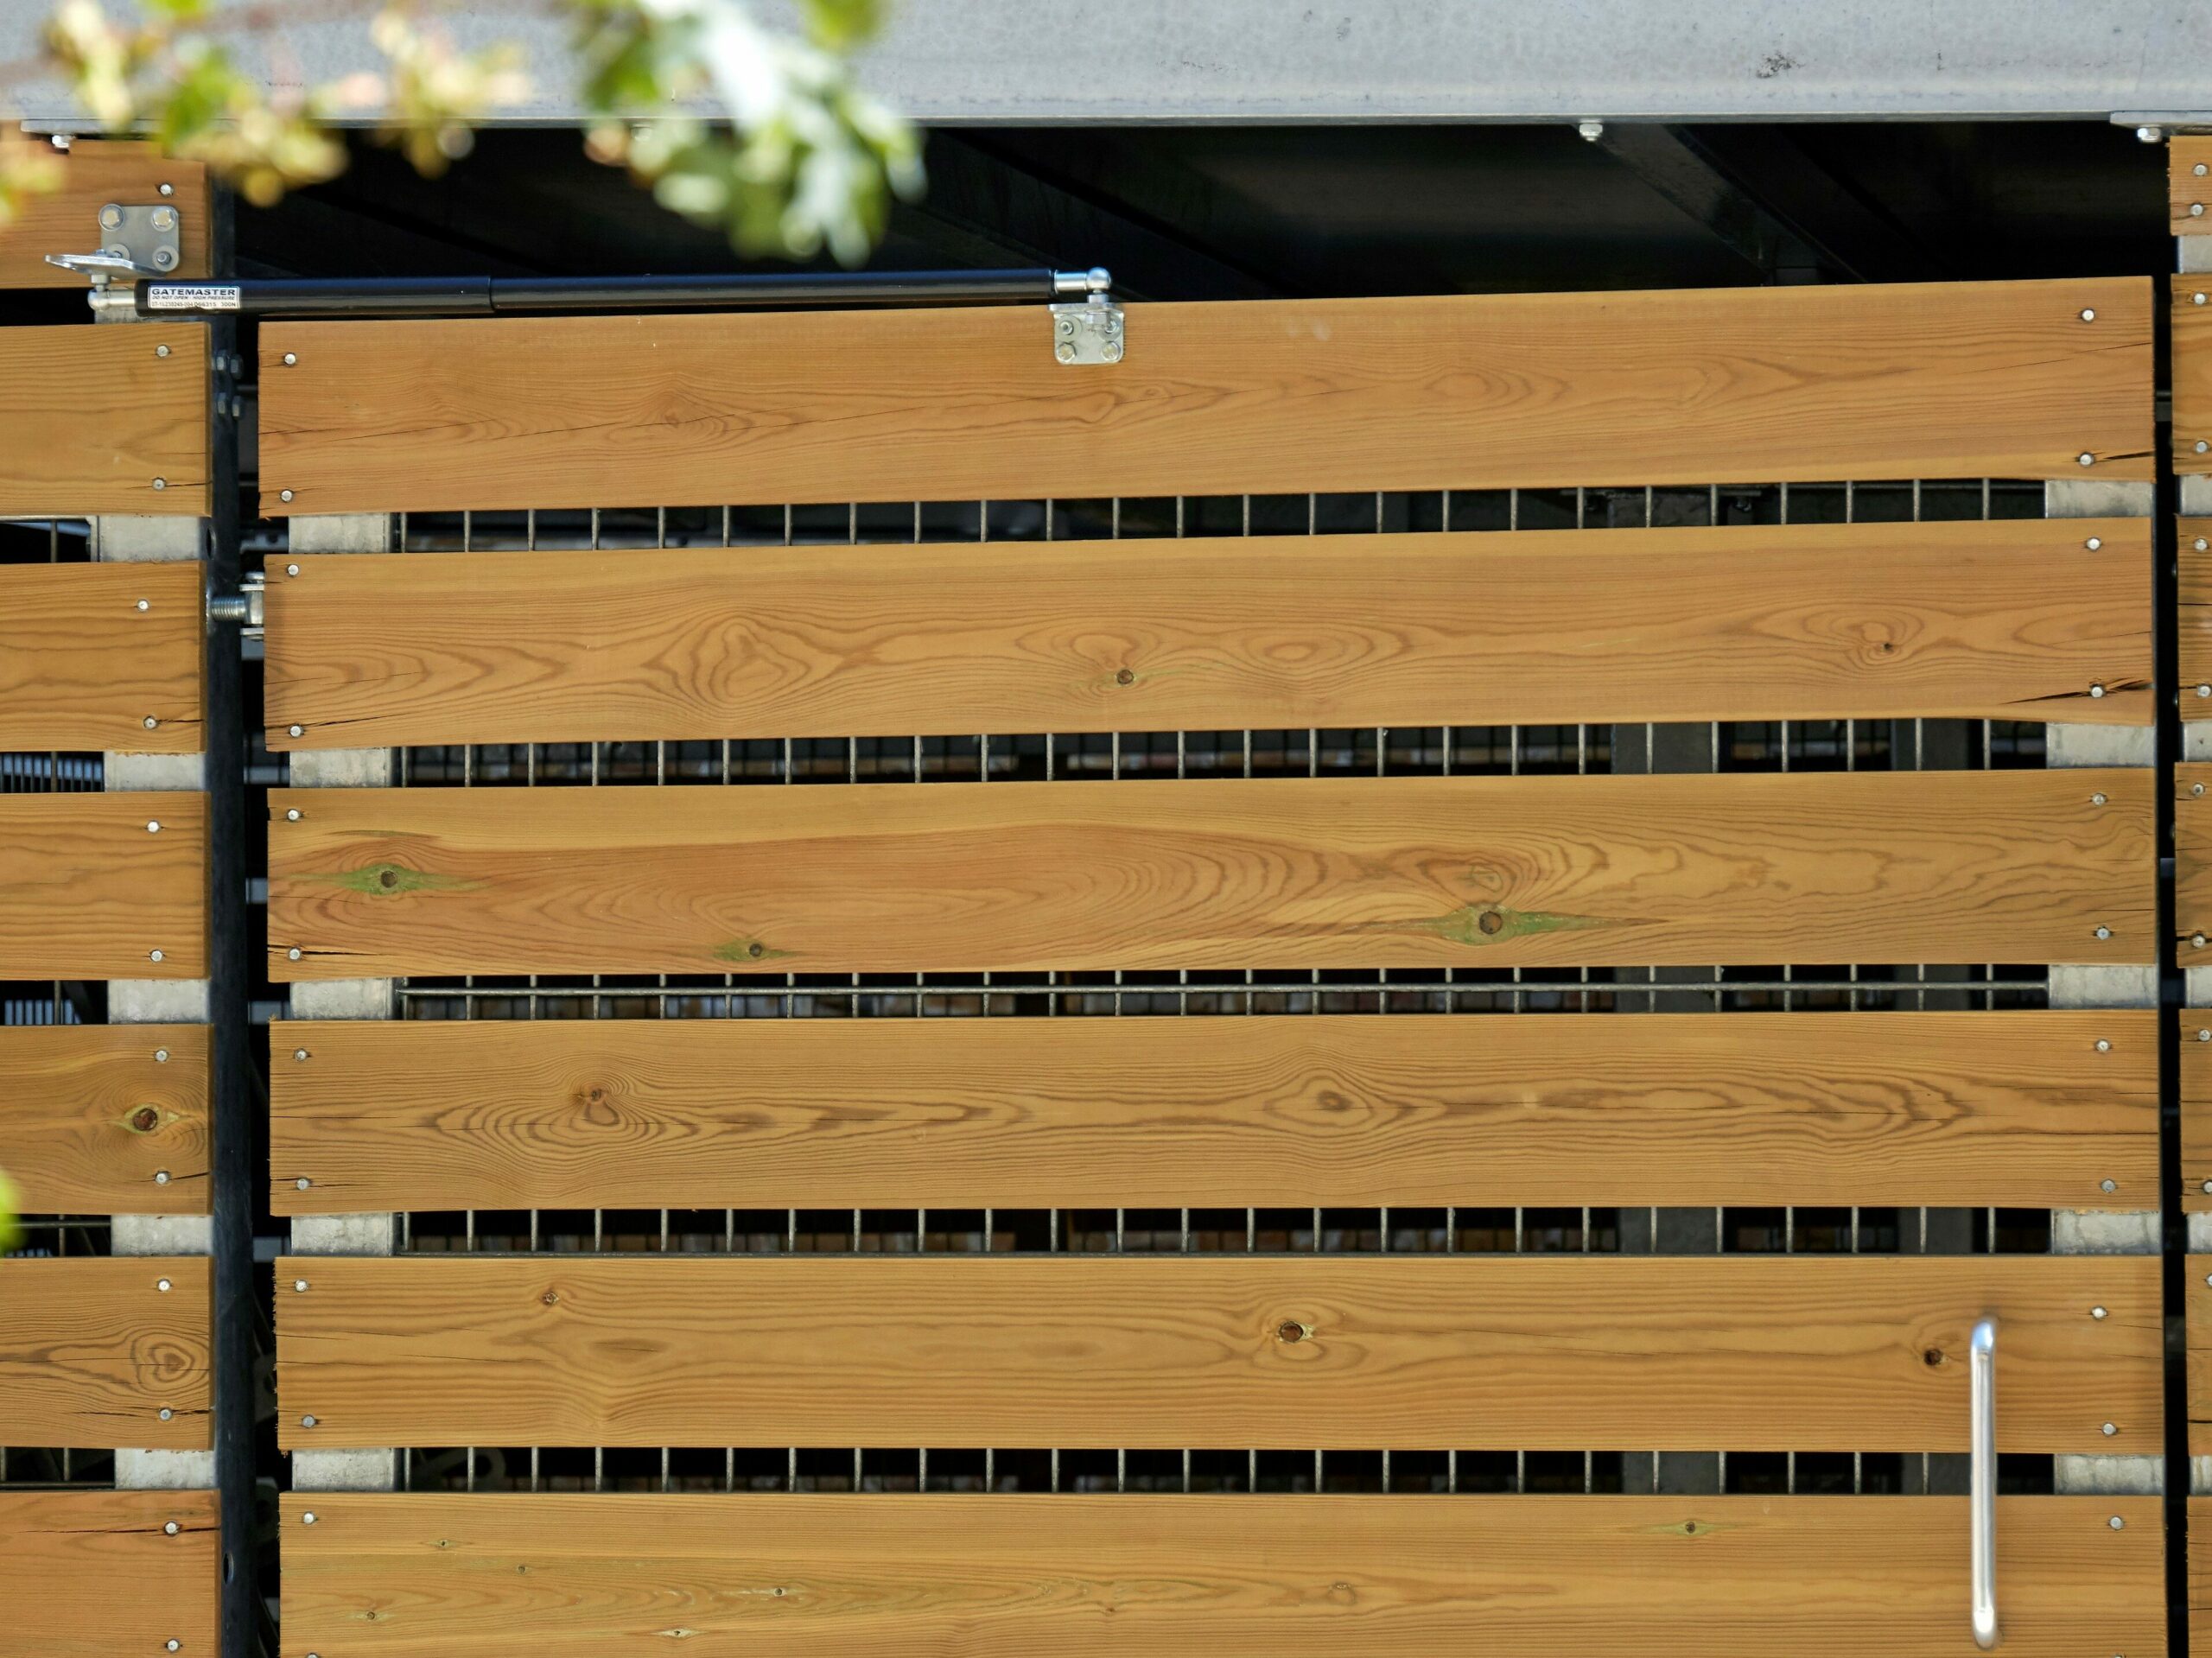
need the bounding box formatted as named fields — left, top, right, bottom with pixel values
left=1049, top=267, right=1123, bottom=365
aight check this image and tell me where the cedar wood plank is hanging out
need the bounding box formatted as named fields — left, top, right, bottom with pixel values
left=279, top=1491, right=2163, bottom=1657
left=257, top=278, right=2153, bottom=516
left=275, top=1254, right=2158, bottom=1453
left=0, top=1024, right=209, bottom=1215
left=2181, top=518, right=2212, bottom=698
left=0, top=141, right=208, bottom=287
left=263, top=518, right=2153, bottom=748
left=0, top=561, right=204, bottom=753
left=269, top=1009, right=2157, bottom=1214
left=265, top=769, right=2155, bottom=980
left=0, top=1490, right=219, bottom=1658
left=0, top=791, right=207, bottom=980
left=0, top=1256, right=211, bottom=1448
left=0, top=323, right=209, bottom=515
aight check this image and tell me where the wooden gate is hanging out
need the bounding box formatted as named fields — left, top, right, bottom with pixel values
left=249, top=275, right=2164, bottom=1655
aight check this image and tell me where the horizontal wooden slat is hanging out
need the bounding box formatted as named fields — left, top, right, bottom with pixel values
left=269, top=1010, right=2158, bottom=1215
left=276, top=1255, right=2157, bottom=1452
left=2178, top=1254, right=2212, bottom=1458
left=0, top=561, right=204, bottom=752
left=0, top=1024, right=209, bottom=1215
left=2183, top=1010, right=2212, bottom=1215
left=2172, top=764, right=2212, bottom=963
left=0, top=1490, right=218, bottom=1658
left=0, top=140, right=209, bottom=288
left=257, top=278, right=2152, bottom=517
left=0, top=324, right=208, bottom=516
left=2183, top=518, right=2212, bottom=700
left=0, top=1256, right=210, bottom=1448
left=262, top=517, right=2153, bottom=749
left=265, top=769, right=2155, bottom=981
left=2178, top=277, right=2212, bottom=474
left=0, top=792, right=207, bottom=980
left=280, top=1491, right=2163, bottom=1657
left=2176, top=136, right=2212, bottom=233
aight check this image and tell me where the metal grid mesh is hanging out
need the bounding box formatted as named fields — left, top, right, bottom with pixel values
left=322, top=478, right=2064, bottom=1499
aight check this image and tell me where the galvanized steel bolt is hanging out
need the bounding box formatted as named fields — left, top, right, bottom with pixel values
left=2089, top=683, right=2105, bottom=698
left=137, top=597, right=149, bottom=610
left=2081, top=308, right=2095, bottom=321
left=289, top=724, right=304, bottom=737
left=1577, top=119, right=1605, bottom=142
left=285, top=563, right=299, bottom=576
left=2094, top=925, right=2112, bottom=940
left=279, top=490, right=294, bottom=503
left=286, top=808, right=302, bottom=821
left=155, top=343, right=169, bottom=358
left=2095, top=1038, right=2111, bottom=1051
left=2198, top=293, right=2209, bottom=306
left=158, top=1407, right=173, bottom=1420
left=2091, top=793, right=2107, bottom=806
left=151, top=477, right=166, bottom=491
left=167, top=1642, right=180, bottom=1652
left=295, top=1048, right=308, bottom=1061
left=149, top=949, right=163, bottom=962
left=2102, top=1422, right=2118, bottom=1436
left=302, top=1510, right=317, bottom=1524
left=296, top=1176, right=311, bottom=1189
left=146, top=820, right=161, bottom=834
left=2077, top=452, right=2094, bottom=467
left=157, top=1277, right=171, bottom=1291
left=294, top=1279, right=308, bottom=1292
left=2200, top=441, right=2210, bottom=454
left=301, top=1414, right=317, bottom=1428
left=143, top=715, right=157, bottom=730
left=154, top=1049, right=168, bottom=1062
left=154, top=1170, right=170, bottom=1185
left=2091, top=1305, right=2107, bottom=1319
left=2086, top=537, right=2101, bottom=549
left=2196, top=934, right=2209, bottom=950
left=149, top=206, right=175, bottom=232
left=2110, top=1515, right=2126, bottom=1529
left=282, top=353, right=297, bottom=365
left=163, top=1521, right=179, bottom=1535
left=2101, top=1178, right=2117, bottom=1193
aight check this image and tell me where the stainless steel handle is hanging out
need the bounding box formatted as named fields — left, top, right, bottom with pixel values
left=1970, top=1318, right=1999, bottom=1649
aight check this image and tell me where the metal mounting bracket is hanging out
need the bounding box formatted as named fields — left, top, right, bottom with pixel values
left=1049, top=288, right=1125, bottom=365
left=96, top=200, right=182, bottom=273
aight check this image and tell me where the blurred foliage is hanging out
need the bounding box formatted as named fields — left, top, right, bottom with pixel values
left=3, top=0, right=919, bottom=263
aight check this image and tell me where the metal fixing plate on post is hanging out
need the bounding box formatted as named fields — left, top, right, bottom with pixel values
left=1049, top=294, right=1126, bottom=365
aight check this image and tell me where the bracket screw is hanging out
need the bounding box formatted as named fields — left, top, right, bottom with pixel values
left=151, top=477, right=166, bottom=491
left=137, top=598, right=149, bottom=611
left=156, top=1277, right=172, bottom=1291
left=294, top=1279, right=308, bottom=1292
left=2095, top=1039, right=2111, bottom=1051
left=167, top=1642, right=180, bottom=1653
left=2091, top=793, right=2107, bottom=806
left=282, top=353, right=297, bottom=365
left=294, top=1048, right=308, bottom=1061
left=155, top=1049, right=168, bottom=1062
left=158, top=1407, right=173, bottom=1421
left=301, top=1414, right=317, bottom=1428
left=1577, top=118, right=1605, bottom=142
left=279, top=490, right=294, bottom=503
left=2077, top=452, right=2095, bottom=467
left=154, top=1170, right=169, bottom=1185
left=302, top=1510, right=317, bottom=1524
left=2103, top=1422, right=2118, bottom=1436
left=2088, top=683, right=2106, bottom=698
left=2086, top=537, right=2101, bottom=549
left=285, top=563, right=299, bottom=576
left=143, top=715, right=157, bottom=730
left=155, top=343, right=169, bottom=358
left=149, top=949, right=163, bottom=962
left=286, top=808, right=302, bottom=821
left=2094, top=925, right=2112, bottom=940
left=146, top=820, right=161, bottom=834
left=2101, top=1178, right=2117, bottom=1193
left=296, top=1176, right=311, bottom=1190
left=163, top=1521, right=179, bottom=1535
left=289, top=724, right=304, bottom=738
left=2091, top=1305, right=2107, bottom=1319
left=2081, top=308, right=2096, bottom=321
left=2110, top=1515, right=2126, bottom=1529
left=288, top=948, right=303, bottom=962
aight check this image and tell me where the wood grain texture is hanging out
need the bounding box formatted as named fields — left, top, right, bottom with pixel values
left=2180, top=1254, right=2212, bottom=1458
left=0, top=141, right=208, bottom=288
left=256, top=278, right=2153, bottom=517
left=268, top=1010, right=2158, bottom=1215
left=2172, top=764, right=2212, bottom=964
left=0, top=1255, right=210, bottom=1448
left=264, top=770, right=2156, bottom=981
left=0, top=791, right=207, bottom=980
left=0, top=323, right=208, bottom=515
left=2183, top=1009, right=2212, bottom=1217
left=0, top=1024, right=208, bottom=1215
left=0, top=561, right=204, bottom=752
left=261, top=518, right=2154, bottom=749
left=2178, top=278, right=2212, bottom=474
left=0, top=1490, right=218, bottom=1657
left=274, top=1254, right=2157, bottom=1453
left=2175, top=136, right=2212, bottom=233
left=2182, top=518, right=2212, bottom=699
left=278, top=1491, right=2163, bottom=1658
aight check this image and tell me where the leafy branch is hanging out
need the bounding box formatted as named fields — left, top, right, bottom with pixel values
left=2, top=0, right=921, bottom=264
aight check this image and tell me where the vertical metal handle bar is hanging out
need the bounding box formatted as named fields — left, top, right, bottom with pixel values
left=1969, top=1318, right=1999, bottom=1649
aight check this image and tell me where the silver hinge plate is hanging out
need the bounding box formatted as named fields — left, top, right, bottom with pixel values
left=1049, top=295, right=1125, bottom=365
left=98, top=200, right=181, bottom=275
